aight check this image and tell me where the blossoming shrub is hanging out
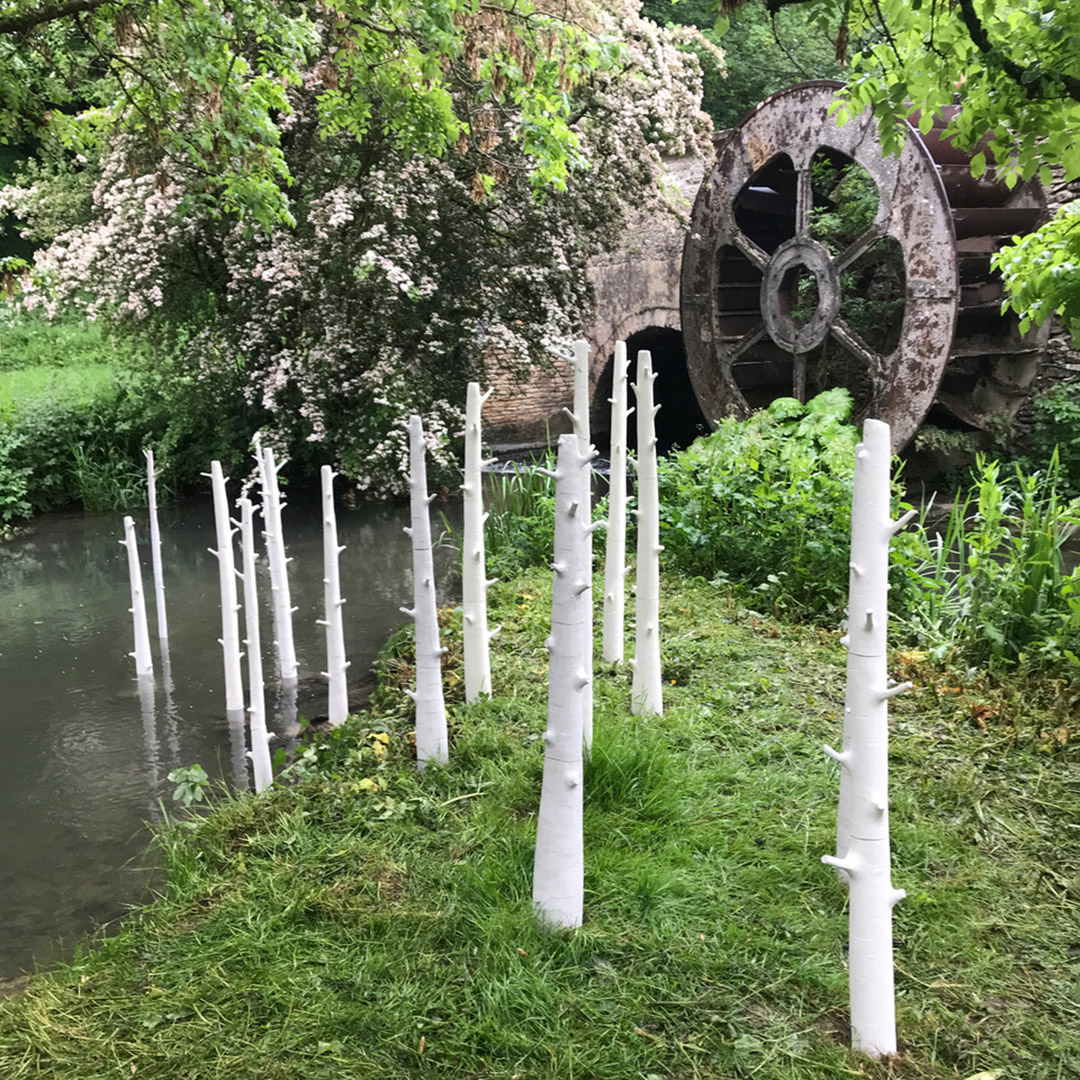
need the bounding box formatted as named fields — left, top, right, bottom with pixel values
left=3, top=0, right=716, bottom=499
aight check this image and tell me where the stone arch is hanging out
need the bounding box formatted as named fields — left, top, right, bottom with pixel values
left=591, top=307, right=710, bottom=454
left=590, top=305, right=682, bottom=387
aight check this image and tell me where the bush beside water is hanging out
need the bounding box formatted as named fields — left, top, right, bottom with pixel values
left=0, top=308, right=259, bottom=521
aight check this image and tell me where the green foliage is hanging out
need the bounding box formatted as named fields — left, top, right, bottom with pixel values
left=996, top=201, right=1080, bottom=339
left=0, top=308, right=120, bottom=371
left=643, top=0, right=845, bottom=128
left=891, top=453, right=1080, bottom=671
left=1026, top=381, right=1080, bottom=496
left=1, top=0, right=620, bottom=229
left=167, top=765, right=210, bottom=809
left=658, top=388, right=859, bottom=619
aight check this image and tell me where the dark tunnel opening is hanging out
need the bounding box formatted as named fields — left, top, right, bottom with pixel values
left=593, top=326, right=709, bottom=456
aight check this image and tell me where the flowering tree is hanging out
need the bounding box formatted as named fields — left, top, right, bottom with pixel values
left=4, top=0, right=716, bottom=494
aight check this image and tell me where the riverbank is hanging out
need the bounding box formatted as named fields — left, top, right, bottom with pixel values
left=1, top=568, right=1077, bottom=1079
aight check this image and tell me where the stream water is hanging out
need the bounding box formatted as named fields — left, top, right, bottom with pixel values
left=0, top=492, right=459, bottom=977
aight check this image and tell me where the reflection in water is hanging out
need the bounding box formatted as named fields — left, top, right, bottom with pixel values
left=0, top=493, right=460, bottom=976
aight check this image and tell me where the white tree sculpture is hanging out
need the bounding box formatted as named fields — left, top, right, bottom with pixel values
left=143, top=449, right=168, bottom=643
left=462, top=382, right=500, bottom=702
left=120, top=515, right=154, bottom=679
left=564, top=338, right=595, bottom=749
left=630, top=350, right=663, bottom=715
left=532, top=432, right=593, bottom=929
left=602, top=340, right=631, bottom=664
left=821, top=418, right=915, bottom=1057
left=208, top=461, right=244, bottom=713
left=402, top=415, right=449, bottom=766
left=318, top=465, right=350, bottom=727
left=237, top=496, right=274, bottom=792
left=254, top=437, right=299, bottom=686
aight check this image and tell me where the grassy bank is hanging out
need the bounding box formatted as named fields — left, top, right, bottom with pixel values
left=1, top=569, right=1078, bottom=1079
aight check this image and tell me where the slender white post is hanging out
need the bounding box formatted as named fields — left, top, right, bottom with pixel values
left=237, top=496, right=274, bottom=792
left=602, top=340, right=631, bottom=663
left=564, top=339, right=595, bottom=749
left=532, top=433, right=592, bottom=929
left=462, top=383, right=500, bottom=702
left=208, top=462, right=244, bottom=713
left=143, top=449, right=168, bottom=643
left=402, top=415, right=448, bottom=766
left=137, top=673, right=158, bottom=813
left=318, top=465, right=350, bottom=727
left=821, top=418, right=914, bottom=1057
left=255, top=438, right=299, bottom=686
left=120, top=515, right=154, bottom=679
left=630, top=350, right=663, bottom=715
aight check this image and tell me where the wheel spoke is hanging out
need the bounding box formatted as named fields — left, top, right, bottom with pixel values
left=732, top=228, right=769, bottom=272
left=835, top=225, right=885, bottom=273
left=793, top=353, right=807, bottom=403
left=795, top=168, right=812, bottom=237
left=830, top=320, right=886, bottom=380
left=724, top=321, right=767, bottom=354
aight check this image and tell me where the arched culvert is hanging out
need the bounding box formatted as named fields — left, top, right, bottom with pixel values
left=593, top=326, right=709, bottom=456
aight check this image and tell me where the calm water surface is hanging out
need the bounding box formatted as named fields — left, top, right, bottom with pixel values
left=0, top=492, right=459, bottom=976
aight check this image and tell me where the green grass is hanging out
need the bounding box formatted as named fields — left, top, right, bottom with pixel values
left=0, top=309, right=122, bottom=372
left=0, top=570, right=1077, bottom=1079
left=0, top=364, right=116, bottom=414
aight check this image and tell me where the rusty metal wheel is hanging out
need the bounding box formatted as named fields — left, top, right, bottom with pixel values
left=681, top=81, right=1048, bottom=449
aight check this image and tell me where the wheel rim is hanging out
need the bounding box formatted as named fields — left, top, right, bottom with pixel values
left=681, top=81, right=959, bottom=450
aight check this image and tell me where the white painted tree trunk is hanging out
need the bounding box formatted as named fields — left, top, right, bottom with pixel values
left=255, top=439, right=299, bottom=686
left=821, top=418, right=915, bottom=1058
left=532, top=432, right=591, bottom=929
left=318, top=465, right=350, bottom=727
left=462, top=382, right=500, bottom=702
left=120, top=516, right=154, bottom=679
left=237, top=496, right=274, bottom=793
left=143, top=449, right=168, bottom=643
left=565, top=339, right=595, bottom=750
left=402, top=415, right=448, bottom=766
left=630, top=350, right=663, bottom=715
left=602, top=340, right=631, bottom=664
left=208, top=461, right=244, bottom=713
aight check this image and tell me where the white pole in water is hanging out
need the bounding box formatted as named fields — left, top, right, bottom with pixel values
left=630, top=350, right=663, bottom=715
left=821, top=418, right=915, bottom=1057
left=532, top=433, right=593, bottom=929
left=318, top=465, right=350, bottom=727
left=564, top=339, right=595, bottom=750
left=120, top=515, right=154, bottom=679
left=461, top=382, right=501, bottom=702
left=602, top=340, right=631, bottom=664
left=401, top=415, right=448, bottom=766
left=254, top=436, right=299, bottom=686
left=143, top=449, right=168, bottom=643
left=237, top=496, right=274, bottom=792
left=207, top=462, right=244, bottom=713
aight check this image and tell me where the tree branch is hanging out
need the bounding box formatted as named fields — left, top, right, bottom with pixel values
left=0, top=0, right=113, bottom=36
left=955, top=0, right=1080, bottom=103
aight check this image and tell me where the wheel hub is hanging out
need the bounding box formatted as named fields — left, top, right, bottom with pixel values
left=761, top=237, right=840, bottom=354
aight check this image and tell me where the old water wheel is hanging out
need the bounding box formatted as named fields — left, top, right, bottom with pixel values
left=680, top=81, right=1049, bottom=449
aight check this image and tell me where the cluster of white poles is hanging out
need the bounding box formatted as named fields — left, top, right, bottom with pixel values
left=121, top=441, right=300, bottom=794
left=119, top=348, right=911, bottom=1059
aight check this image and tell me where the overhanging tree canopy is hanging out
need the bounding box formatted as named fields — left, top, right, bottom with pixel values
left=0, top=0, right=618, bottom=227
